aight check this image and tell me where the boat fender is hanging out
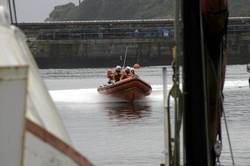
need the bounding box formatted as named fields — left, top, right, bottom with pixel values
left=214, top=141, right=222, bottom=157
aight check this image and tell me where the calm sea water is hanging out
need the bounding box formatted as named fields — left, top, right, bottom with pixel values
left=41, top=65, right=250, bottom=166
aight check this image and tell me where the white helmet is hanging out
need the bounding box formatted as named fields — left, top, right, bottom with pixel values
left=125, top=66, right=130, bottom=70
left=115, top=65, right=122, bottom=72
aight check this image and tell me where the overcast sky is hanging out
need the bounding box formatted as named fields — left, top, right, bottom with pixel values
left=16, top=0, right=79, bottom=22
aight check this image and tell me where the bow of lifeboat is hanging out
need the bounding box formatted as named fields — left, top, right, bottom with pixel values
left=97, top=77, right=152, bottom=101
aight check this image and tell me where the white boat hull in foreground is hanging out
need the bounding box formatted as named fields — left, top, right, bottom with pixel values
left=0, top=3, right=93, bottom=166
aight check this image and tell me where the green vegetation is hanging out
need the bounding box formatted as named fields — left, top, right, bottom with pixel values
left=46, top=0, right=174, bottom=21
left=46, top=0, right=250, bottom=21
left=228, top=0, right=250, bottom=17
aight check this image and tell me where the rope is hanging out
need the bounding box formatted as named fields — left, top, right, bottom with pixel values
left=166, top=60, right=183, bottom=166
left=199, top=6, right=212, bottom=166
left=216, top=12, right=230, bottom=166
left=167, top=91, right=173, bottom=166
left=215, top=43, right=224, bottom=166
left=222, top=111, right=235, bottom=166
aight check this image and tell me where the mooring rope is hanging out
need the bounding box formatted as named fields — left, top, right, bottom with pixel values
left=199, top=7, right=212, bottom=166
left=222, top=111, right=235, bottom=166
left=166, top=59, right=183, bottom=166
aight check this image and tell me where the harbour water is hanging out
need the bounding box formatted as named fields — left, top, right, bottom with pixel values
left=41, top=65, right=250, bottom=166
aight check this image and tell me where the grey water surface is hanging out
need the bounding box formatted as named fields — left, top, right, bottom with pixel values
left=41, top=65, right=250, bottom=166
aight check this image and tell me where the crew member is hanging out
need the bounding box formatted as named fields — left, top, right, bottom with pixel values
left=114, top=65, right=122, bottom=82
left=130, top=67, right=137, bottom=77
left=120, top=69, right=127, bottom=80
left=124, top=66, right=132, bottom=78
left=130, top=67, right=135, bottom=76
left=106, top=68, right=114, bottom=84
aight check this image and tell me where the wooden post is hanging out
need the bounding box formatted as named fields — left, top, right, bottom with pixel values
left=183, top=0, right=211, bottom=165
left=162, top=67, right=170, bottom=166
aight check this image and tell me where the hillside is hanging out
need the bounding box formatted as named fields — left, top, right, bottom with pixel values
left=228, top=0, right=250, bottom=16
left=46, top=0, right=250, bottom=21
left=46, top=0, right=174, bottom=21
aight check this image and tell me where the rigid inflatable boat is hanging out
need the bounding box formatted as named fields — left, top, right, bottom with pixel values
left=97, top=77, right=152, bottom=102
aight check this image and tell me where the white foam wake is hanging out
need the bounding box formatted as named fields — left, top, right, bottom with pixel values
left=49, top=80, right=247, bottom=103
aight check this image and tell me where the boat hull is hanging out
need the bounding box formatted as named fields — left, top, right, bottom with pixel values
left=97, top=77, right=152, bottom=101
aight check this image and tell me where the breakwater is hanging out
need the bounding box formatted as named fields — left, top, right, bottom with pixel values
left=18, top=18, right=250, bottom=68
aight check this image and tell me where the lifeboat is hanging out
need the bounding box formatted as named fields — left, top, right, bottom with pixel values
left=97, top=77, right=152, bottom=102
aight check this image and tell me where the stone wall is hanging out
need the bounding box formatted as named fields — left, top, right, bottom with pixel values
left=19, top=18, right=250, bottom=68
left=28, top=39, right=172, bottom=68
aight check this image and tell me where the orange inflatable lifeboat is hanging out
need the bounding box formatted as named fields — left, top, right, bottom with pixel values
left=97, top=77, right=152, bottom=102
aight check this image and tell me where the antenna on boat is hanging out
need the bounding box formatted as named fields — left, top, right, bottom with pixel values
left=122, top=46, right=128, bottom=68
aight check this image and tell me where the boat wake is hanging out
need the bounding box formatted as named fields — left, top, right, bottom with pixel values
left=49, top=80, right=247, bottom=104
left=224, top=80, right=248, bottom=89
left=49, top=85, right=162, bottom=104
